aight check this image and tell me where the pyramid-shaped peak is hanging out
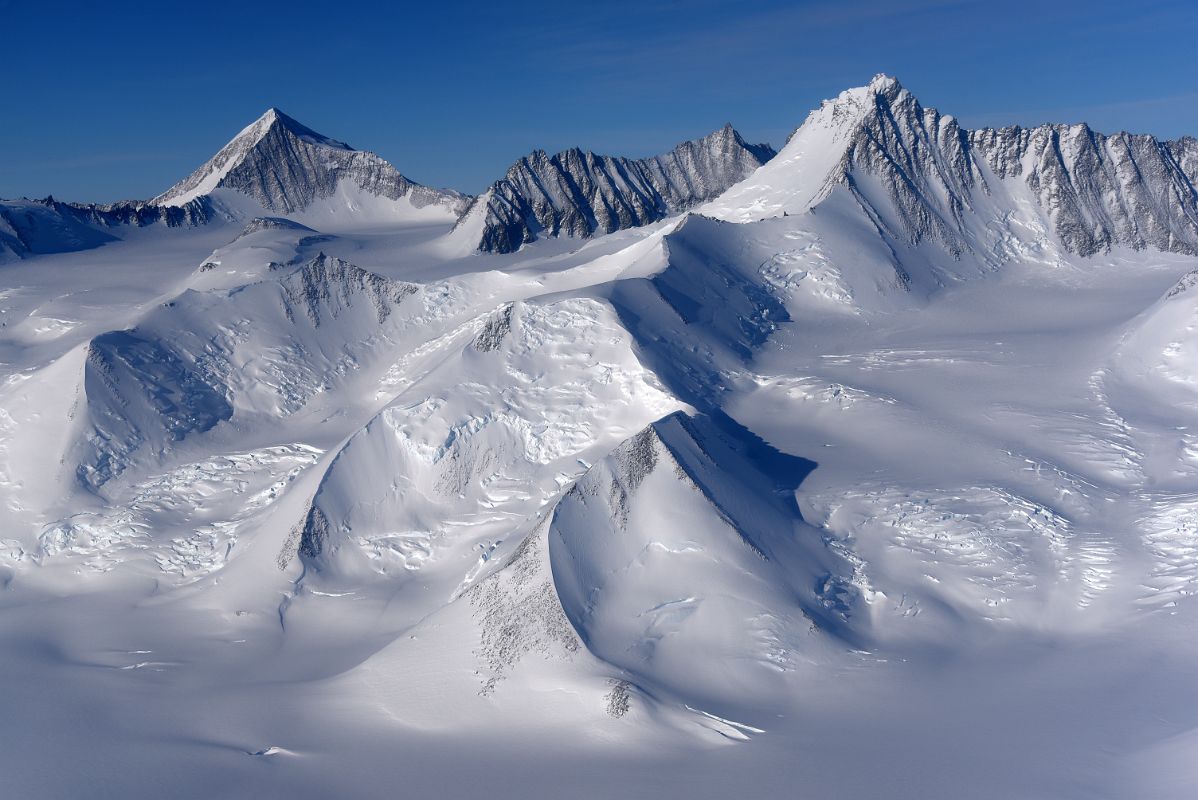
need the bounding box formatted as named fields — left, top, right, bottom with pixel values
left=690, top=122, right=743, bottom=147
left=794, top=74, right=918, bottom=137
left=152, top=107, right=363, bottom=208
left=687, top=122, right=775, bottom=164
left=245, top=107, right=353, bottom=151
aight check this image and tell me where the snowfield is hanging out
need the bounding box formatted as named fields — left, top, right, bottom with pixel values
left=4, top=76, right=1198, bottom=799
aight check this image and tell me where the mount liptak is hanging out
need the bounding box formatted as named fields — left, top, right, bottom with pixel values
left=3, top=76, right=1198, bottom=800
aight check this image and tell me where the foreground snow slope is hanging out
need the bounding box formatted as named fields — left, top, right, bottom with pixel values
left=5, top=76, right=1198, bottom=799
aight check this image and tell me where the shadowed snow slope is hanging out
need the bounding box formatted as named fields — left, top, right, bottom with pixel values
left=72, top=253, right=422, bottom=492
left=548, top=411, right=855, bottom=710
left=0, top=195, right=210, bottom=263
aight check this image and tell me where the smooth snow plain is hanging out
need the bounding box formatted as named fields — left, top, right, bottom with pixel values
left=5, top=142, right=1198, bottom=800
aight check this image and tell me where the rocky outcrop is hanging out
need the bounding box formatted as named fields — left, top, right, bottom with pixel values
left=462, top=124, right=775, bottom=253
left=969, top=123, right=1198, bottom=256
left=279, top=252, right=418, bottom=327
left=795, top=75, right=1198, bottom=259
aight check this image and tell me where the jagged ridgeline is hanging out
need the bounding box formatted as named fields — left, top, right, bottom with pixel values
left=8, top=78, right=1198, bottom=267
left=0, top=112, right=778, bottom=262
left=709, top=75, right=1198, bottom=262
left=455, top=124, right=777, bottom=253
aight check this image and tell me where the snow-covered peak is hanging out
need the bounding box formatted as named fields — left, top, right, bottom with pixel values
left=706, top=74, right=1198, bottom=262
left=798, top=73, right=909, bottom=139
left=151, top=108, right=334, bottom=208
left=701, top=76, right=915, bottom=222
left=253, top=107, right=353, bottom=151
left=693, top=122, right=775, bottom=165
left=868, top=72, right=901, bottom=94
left=152, top=108, right=465, bottom=218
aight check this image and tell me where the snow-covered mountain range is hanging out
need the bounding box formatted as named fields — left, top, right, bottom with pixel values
left=4, top=76, right=1198, bottom=799
left=454, top=123, right=775, bottom=252
left=709, top=75, right=1198, bottom=261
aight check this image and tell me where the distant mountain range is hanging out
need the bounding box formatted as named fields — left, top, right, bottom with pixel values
left=8, top=75, right=1198, bottom=267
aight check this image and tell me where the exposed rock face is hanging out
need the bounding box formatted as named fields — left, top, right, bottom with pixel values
left=464, top=124, right=776, bottom=253
left=280, top=252, right=418, bottom=327
left=969, top=124, right=1198, bottom=256
left=796, top=75, right=1198, bottom=259
left=828, top=76, right=981, bottom=258
left=236, top=216, right=317, bottom=239
left=0, top=196, right=210, bottom=261
left=152, top=108, right=466, bottom=215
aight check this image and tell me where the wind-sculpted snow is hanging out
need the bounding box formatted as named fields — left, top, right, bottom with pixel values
left=292, top=296, right=681, bottom=602
left=73, top=253, right=422, bottom=491
left=153, top=108, right=466, bottom=217
left=1137, top=494, right=1198, bottom=610
left=547, top=411, right=856, bottom=708
left=803, top=483, right=1117, bottom=630
left=459, top=124, right=774, bottom=253
left=36, top=444, right=319, bottom=576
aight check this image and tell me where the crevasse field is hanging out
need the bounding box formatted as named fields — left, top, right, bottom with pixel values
left=4, top=76, right=1198, bottom=798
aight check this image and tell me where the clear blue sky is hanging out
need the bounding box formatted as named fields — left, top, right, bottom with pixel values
left=4, top=0, right=1197, bottom=203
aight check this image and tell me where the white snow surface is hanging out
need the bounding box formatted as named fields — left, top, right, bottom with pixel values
left=5, top=78, right=1198, bottom=799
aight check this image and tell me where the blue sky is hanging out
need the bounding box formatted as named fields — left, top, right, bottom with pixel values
left=4, top=0, right=1197, bottom=203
